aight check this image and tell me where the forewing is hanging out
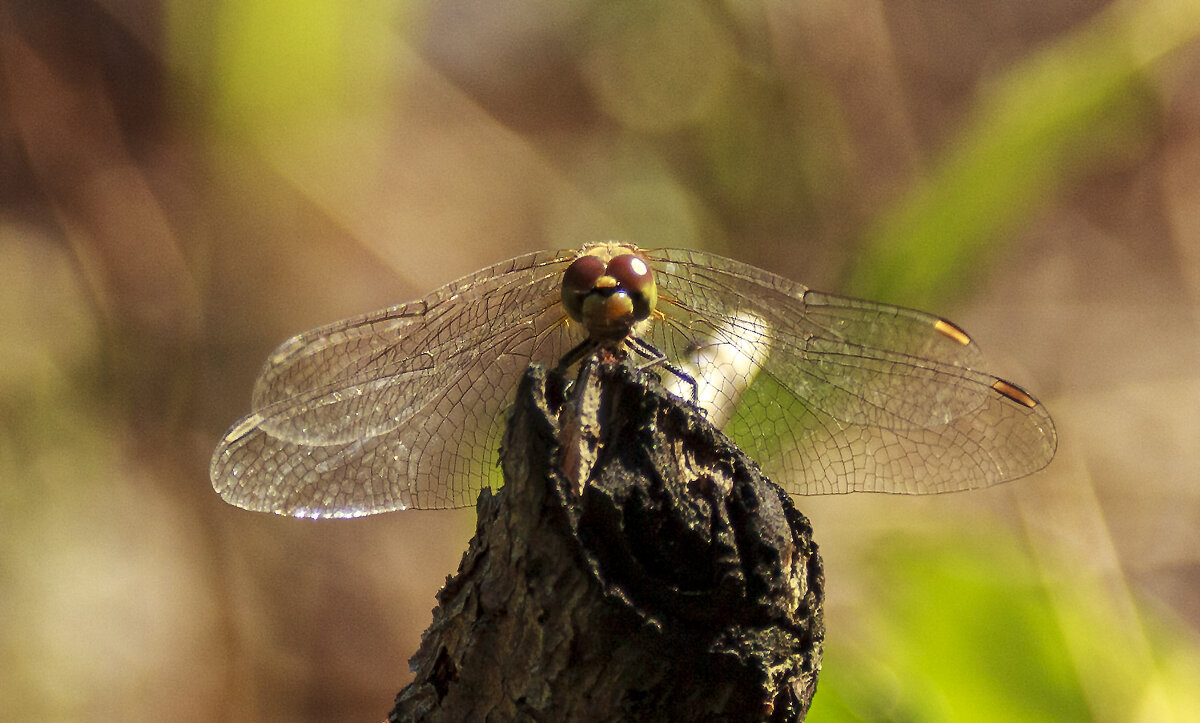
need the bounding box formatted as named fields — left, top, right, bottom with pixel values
left=250, top=250, right=575, bottom=411
left=645, top=248, right=1057, bottom=495
left=210, top=249, right=580, bottom=516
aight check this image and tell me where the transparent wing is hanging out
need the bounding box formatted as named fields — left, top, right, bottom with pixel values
left=643, top=247, right=1057, bottom=495
left=210, top=249, right=580, bottom=516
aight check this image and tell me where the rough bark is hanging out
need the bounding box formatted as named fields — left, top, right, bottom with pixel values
left=390, top=358, right=824, bottom=722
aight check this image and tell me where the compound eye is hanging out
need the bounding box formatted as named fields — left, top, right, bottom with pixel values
left=561, top=254, right=607, bottom=321
left=606, top=254, right=652, bottom=291
left=606, top=254, right=657, bottom=320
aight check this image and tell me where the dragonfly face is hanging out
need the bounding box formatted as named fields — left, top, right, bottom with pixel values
left=210, top=242, right=1057, bottom=517
left=560, top=244, right=659, bottom=346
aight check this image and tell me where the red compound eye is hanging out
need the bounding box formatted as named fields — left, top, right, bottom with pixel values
left=606, top=254, right=653, bottom=292
left=561, top=254, right=607, bottom=321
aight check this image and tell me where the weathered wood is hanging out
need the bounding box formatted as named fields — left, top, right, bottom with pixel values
left=390, top=358, right=824, bottom=722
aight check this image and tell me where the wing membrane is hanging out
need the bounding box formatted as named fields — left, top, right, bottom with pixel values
left=211, top=250, right=579, bottom=516
left=645, top=247, right=1056, bottom=495
left=251, top=250, right=575, bottom=410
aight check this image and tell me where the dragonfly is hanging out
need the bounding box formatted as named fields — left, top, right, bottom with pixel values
left=210, top=242, right=1057, bottom=518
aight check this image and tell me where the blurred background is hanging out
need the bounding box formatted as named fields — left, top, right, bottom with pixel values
left=2, top=0, right=1199, bottom=720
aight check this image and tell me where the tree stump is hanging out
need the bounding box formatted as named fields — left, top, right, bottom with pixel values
left=390, top=358, right=824, bottom=722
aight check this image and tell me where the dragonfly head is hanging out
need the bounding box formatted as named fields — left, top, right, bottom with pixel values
left=562, top=249, right=658, bottom=343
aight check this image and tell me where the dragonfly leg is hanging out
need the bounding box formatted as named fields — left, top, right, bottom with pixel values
left=628, top=337, right=699, bottom=406
left=556, top=338, right=598, bottom=373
